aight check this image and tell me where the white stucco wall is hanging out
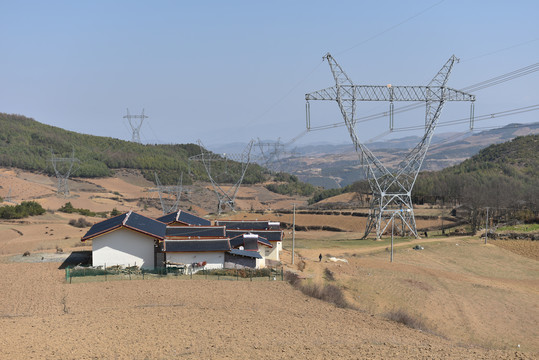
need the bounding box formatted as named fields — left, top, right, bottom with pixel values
left=166, top=252, right=224, bottom=270
left=92, top=228, right=156, bottom=269
left=264, top=242, right=281, bottom=261
left=255, top=257, right=265, bottom=269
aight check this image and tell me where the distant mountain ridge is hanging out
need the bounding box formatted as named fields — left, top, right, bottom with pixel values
left=276, top=122, right=539, bottom=188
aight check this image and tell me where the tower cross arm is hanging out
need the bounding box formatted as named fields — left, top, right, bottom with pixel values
left=306, top=85, right=474, bottom=102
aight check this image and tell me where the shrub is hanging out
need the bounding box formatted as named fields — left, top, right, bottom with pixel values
left=323, top=268, right=335, bottom=281
left=284, top=271, right=351, bottom=309
left=0, top=201, right=45, bottom=219
left=59, top=202, right=96, bottom=217
left=284, top=271, right=301, bottom=286
left=110, top=208, right=121, bottom=217
left=68, top=218, right=92, bottom=228
left=384, top=309, right=430, bottom=331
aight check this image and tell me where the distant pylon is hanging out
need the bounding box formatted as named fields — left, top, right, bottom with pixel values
left=189, top=140, right=254, bottom=214
left=150, top=172, right=183, bottom=215
left=5, top=186, right=16, bottom=204
left=50, top=148, right=80, bottom=197
left=254, top=138, right=298, bottom=172
left=123, top=108, right=148, bottom=143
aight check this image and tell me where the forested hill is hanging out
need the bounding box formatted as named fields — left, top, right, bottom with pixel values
left=0, top=113, right=266, bottom=184
left=413, top=134, right=539, bottom=210
left=310, top=134, right=539, bottom=215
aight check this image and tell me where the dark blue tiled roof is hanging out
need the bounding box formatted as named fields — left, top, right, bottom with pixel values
left=156, top=212, right=176, bottom=224
left=178, top=211, right=211, bottom=226
left=216, top=220, right=280, bottom=230
left=157, top=210, right=210, bottom=226
left=229, top=234, right=245, bottom=248
left=125, top=212, right=166, bottom=239
left=257, top=236, right=272, bottom=247
left=228, top=249, right=263, bottom=259
left=163, top=239, right=231, bottom=252
left=81, top=213, right=126, bottom=241
left=229, top=234, right=273, bottom=249
left=166, top=226, right=225, bottom=238
left=226, top=229, right=283, bottom=242
left=82, top=211, right=166, bottom=241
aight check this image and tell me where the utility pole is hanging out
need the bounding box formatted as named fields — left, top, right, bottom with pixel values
left=390, top=215, right=394, bottom=263
left=292, top=203, right=296, bottom=265
left=485, top=207, right=489, bottom=244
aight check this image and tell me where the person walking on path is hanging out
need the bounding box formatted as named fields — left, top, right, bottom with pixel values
left=319, top=253, right=322, bottom=262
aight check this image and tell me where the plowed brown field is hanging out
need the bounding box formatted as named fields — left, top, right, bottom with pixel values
left=0, top=261, right=534, bottom=359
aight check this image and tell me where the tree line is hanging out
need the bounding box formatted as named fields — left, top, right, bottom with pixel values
left=0, top=113, right=268, bottom=185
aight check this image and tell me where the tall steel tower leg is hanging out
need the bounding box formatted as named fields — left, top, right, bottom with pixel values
left=190, top=140, right=254, bottom=214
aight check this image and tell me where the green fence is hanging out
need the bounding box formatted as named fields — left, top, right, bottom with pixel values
left=65, top=266, right=284, bottom=284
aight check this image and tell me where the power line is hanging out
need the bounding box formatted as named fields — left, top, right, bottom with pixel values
left=462, top=37, right=539, bottom=62
left=391, top=104, right=539, bottom=133
left=337, top=0, right=445, bottom=55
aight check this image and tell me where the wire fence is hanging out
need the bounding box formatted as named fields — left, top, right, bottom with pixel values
left=65, top=266, right=284, bottom=284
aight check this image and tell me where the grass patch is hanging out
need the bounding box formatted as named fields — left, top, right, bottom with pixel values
left=285, top=271, right=352, bottom=309
left=384, top=309, right=431, bottom=332
left=283, top=235, right=415, bottom=251
left=497, top=223, right=539, bottom=232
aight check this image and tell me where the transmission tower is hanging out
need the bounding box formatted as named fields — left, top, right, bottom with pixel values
left=305, top=53, right=475, bottom=239
left=50, top=149, right=80, bottom=197
left=123, top=108, right=148, bottom=143
left=254, top=138, right=299, bottom=172
left=189, top=140, right=254, bottom=214
left=150, top=172, right=183, bottom=215
left=4, top=186, right=16, bottom=204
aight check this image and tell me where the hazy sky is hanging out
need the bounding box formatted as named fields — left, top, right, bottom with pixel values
left=1, top=1, right=537, bottom=151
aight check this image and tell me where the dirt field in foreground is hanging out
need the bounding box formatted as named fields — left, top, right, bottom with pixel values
left=0, top=261, right=533, bottom=360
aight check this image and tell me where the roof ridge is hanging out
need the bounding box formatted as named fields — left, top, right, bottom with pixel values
left=176, top=210, right=181, bottom=222
left=123, top=210, right=132, bottom=226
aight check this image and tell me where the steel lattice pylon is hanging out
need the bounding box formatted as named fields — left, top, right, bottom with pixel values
left=151, top=172, right=183, bottom=215
left=189, top=140, right=254, bottom=214
left=50, top=149, right=80, bottom=197
left=254, top=138, right=298, bottom=172
left=305, top=53, right=475, bottom=239
left=123, top=108, right=148, bottom=143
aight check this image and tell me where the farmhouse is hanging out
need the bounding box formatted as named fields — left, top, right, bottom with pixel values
left=81, top=211, right=165, bottom=269
left=82, top=210, right=284, bottom=270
